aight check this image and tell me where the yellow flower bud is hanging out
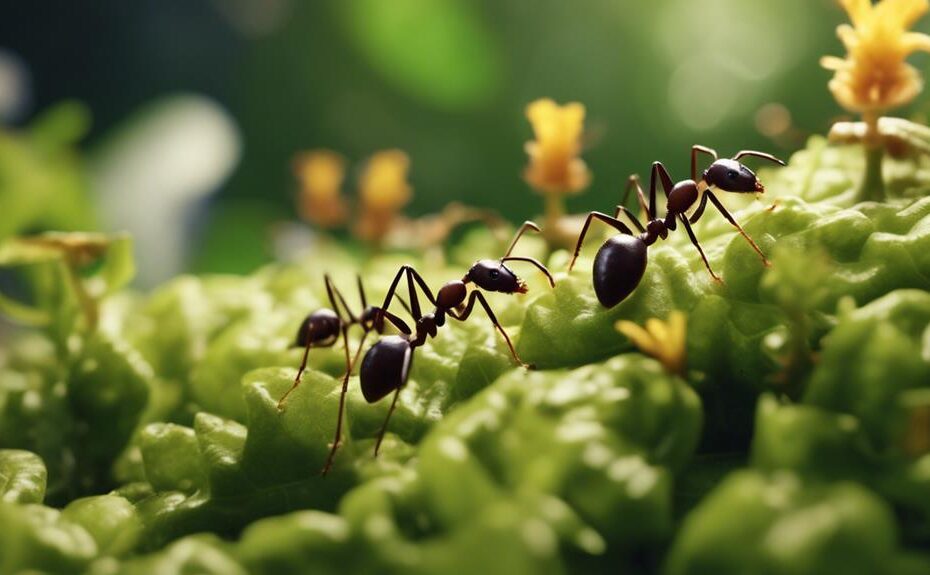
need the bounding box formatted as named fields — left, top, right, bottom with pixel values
left=821, top=0, right=930, bottom=115
left=293, top=150, right=348, bottom=228
left=358, top=149, right=412, bottom=212
left=616, top=311, right=687, bottom=377
left=523, top=99, right=591, bottom=195
left=355, top=149, right=413, bottom=243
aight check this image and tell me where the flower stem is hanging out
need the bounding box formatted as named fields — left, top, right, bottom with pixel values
left=544, top=192, right=564, bottom=224
left=540, top=192, right=567, bottom=249
left=857, top=113, right=885, bottom=202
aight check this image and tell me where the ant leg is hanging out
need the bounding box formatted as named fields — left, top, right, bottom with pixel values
left=374, top=307, right=413, bottom=335
left=731, top=150, right=786, bottom=166
left=373, top=387, right=402, bottom=456
left=324, top=274, right=355, bottom=323
left=623, top=175, right=652, bottom=220
left=691, top=145, right=718, bottom=182
left=501, top=256, right=555, bottom=287
left=403, top=267, right=438, bottom=306
left=679, top=215, right=721, bottom=282
left=321, top=326, right=358, bottom=475
left=704, top=192, right=770, bottom=266
left=277, top=340, right=313, bottom=410
left=649, top=162, right=675, bottom=217
left=356, top=274, right=368, bottom=309
left=394, top=295, right=413, bottom=317
left=452, top=291, right=532, bottom=369
left=613, top=205, right=646, bottom=234
left=689, top=193, right=709, bottom=224
left=503, top=220, right=542, bottom=258
left=405, top=270, right=422, bottom=321
left=568, top=212, right=634, bottom=272
left=377, top=266, right=427, bottom=329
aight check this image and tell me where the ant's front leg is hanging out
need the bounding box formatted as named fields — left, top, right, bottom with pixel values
left=702, top=192, right=770, bottom=266
left=679, top=214, right=722, bottom=283
left=452, top=290, right=532, bottom=369
left=567, top=212, right=634, bottom=272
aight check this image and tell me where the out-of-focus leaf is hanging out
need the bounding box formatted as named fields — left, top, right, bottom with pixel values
left=0, top=103, right=95, bottom=241
left=338, top=0, right=502, bottom=110
left=0, top=449, right=47, bottom=504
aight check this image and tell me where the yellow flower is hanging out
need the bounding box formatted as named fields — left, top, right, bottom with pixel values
left=293, top=150, right=348, bottom=228
left=523, top=99, right=591, bottom=195
left=616, top=311, right=687, bottom=377
left=355, top=149, right=413, bottom=243
left=821, top=0, right=930, bottom=115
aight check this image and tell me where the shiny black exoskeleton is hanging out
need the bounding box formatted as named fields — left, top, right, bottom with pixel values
left=358, top=221, right=555, bottom=456
left=277, top=274, right=390, bottom=475
left=569, top=145, right=786, bottom=308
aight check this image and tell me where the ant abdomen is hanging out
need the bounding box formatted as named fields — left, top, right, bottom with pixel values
left=360, top=335, right=413, bottom=403
left=294, top=309, right=341, bottom=348
left=593, top=235, right=648, bottom=308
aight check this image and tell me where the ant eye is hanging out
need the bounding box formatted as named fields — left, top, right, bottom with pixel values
left=489, top=269, right=500, bottom=279
left=726, top=170, right=738, bottom=179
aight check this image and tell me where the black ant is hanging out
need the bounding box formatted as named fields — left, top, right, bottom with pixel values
left=568, top=145, right=786, bottom=308
left=276, top=274, right=406, bottom=475
left=355, top=221, right=555, bottom=458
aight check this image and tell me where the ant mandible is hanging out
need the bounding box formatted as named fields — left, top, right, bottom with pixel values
left=276, top=274, right=406, bottom=475
left=568, top=145, right=786, bottom=308
left=357, top=221, right=555, bottom=458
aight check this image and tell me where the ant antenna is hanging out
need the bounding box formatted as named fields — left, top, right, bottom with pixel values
left=499, top=220, right=553, bottom=287
left=500, top=256, right=555, bottom=287
left=503, top=221, right=541, bottom=258
left=732, top=150, right=786, bottom=166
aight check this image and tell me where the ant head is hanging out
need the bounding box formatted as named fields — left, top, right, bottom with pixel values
left=702, top=159, right=763, bottom=193
left=465, top=259, right=526, bottom=294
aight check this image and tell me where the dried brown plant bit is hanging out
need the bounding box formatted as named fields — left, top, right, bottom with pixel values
left=293, top=150, right=349, bottom=228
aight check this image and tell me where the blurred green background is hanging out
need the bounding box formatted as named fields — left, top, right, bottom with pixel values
left=3, top=0, right=930, bottom=283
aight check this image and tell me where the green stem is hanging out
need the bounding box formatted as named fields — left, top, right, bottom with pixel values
left=857, top=114, right=885, bottom=203
left=541, top=192, right=567, bottom=249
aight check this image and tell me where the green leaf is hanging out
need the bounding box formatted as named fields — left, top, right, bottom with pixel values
left=0, top=449, right=47, bottom=504
left=61, top=495, right=141, bottom=557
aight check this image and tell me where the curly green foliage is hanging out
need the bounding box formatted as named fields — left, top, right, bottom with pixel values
left=666, top=471, right=929, bottom=575
left=2, top=137, right=930, bottom=572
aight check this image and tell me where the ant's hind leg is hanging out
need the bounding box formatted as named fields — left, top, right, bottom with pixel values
left=680, top=215, right=722, bottom=283
left=278, top=342, right=312, bottom=410
left=568, top=212, right=634, bottom=272
left=373, top=387, right=402, bottom=457
left=321, top=329, right=366, bottom=475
